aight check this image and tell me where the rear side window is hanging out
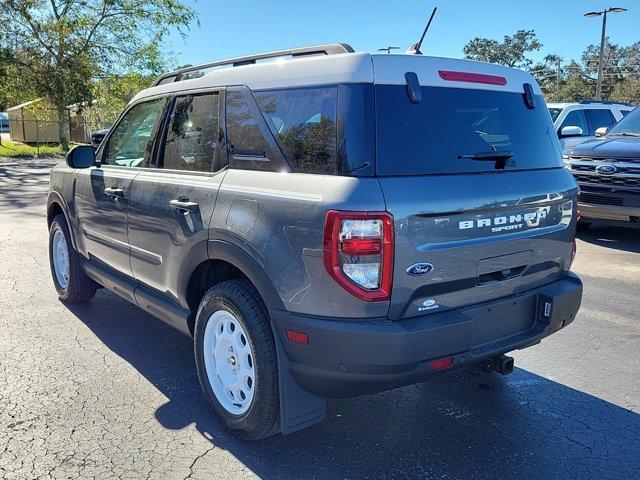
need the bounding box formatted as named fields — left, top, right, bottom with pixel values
left=586, top=109, right=615, bottom=133
left=161, top=93, right=222, bottom=172
left=559, top=110, right=588, bottom=135
left=375, top=85, right=562, bottom=176
left=254, top=87, right=339, bottom=175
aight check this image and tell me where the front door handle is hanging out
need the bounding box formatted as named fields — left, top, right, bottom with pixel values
left=170, top=198, right=199, bottom=213
left=104, top=187, right=125, bottom=197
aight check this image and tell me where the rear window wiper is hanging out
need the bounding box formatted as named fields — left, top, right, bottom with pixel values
left=458, top=151, right=514, bottom=160
left=458, top=151, right=513, bottom=170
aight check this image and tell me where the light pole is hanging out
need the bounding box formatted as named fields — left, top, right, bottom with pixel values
left=584, top=7, right=627, bottom=100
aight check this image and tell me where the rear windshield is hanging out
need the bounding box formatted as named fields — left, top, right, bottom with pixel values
left=375, top=85, right=562, bottom=176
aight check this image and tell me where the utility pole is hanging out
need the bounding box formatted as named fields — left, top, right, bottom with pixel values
left=584, top=7, right=627, bottom=100
left=556, top=58, right=562, bottom=102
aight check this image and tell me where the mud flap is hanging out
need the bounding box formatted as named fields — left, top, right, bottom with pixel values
left=272, top=329, right=326, bottom=435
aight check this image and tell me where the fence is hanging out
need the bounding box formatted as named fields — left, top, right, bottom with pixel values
left=4, top=117, right=107, bottom=154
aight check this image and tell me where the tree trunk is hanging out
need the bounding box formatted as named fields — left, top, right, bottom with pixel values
left=57, top=106, right=69, bottom=151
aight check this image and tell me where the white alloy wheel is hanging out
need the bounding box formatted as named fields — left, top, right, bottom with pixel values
left=52, top=229, right=70, bottom=289
left=203, top=309, right=256, bottom=415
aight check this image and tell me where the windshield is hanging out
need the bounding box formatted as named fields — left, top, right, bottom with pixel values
left=548, top=107, right=562, bottom=122
left=608, top=107, right=640, bottom=135
left=375, top=85, right=562, bottom=175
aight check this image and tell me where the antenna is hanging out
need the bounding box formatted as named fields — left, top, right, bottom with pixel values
left=378, top=46, right=400, bottom=54
left=405, top=7, right=437, bottom=55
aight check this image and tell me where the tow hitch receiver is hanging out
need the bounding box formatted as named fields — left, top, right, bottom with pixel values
left=470, top=355, right=515, bottom=376
left=487, top=355, right=515, bottom=375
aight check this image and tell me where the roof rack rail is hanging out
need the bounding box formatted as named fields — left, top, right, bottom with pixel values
left=579, top=100, right=634, bottom=106
left=152, top=43, right=355, bottom=87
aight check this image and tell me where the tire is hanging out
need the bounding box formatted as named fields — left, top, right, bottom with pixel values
left=194, top=279, right=280, bottom=440
left=48, top=214, right=97, bottom=303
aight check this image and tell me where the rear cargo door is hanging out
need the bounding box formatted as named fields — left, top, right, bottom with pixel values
left=373, top=71, right=578, bottom=320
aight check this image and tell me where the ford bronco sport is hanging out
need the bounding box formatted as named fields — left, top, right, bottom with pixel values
left=47, top=44, right=583, bottom=440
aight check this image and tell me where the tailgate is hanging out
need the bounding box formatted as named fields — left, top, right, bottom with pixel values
left=379, top=168, right=578, bottom=320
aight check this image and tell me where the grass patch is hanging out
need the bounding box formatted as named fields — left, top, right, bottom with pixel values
left=0, top=139, right=67, bottom=158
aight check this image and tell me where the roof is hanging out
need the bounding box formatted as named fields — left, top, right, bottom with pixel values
left=7, top=98, right=73, bottom=112
left=131, top=48, right=540, bottom=104
left=547, top=103, right=572, bottom=109
left=547, top=102, right=634, bottom=109
left=6, top=99, right=48, bottom=111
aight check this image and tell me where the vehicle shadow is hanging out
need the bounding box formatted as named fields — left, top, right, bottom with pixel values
left=66, top=291, right=640, bottom=480
left=577, top=224, right=640, bottom=254
left=0, top=159, right=59, bottom=215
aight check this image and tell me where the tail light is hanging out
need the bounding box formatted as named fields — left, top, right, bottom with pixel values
left=323, top=210, right=394, bottom=302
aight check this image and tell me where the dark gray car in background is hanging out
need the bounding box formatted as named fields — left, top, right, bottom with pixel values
left=47, top=44, right=583, bottom=440
left=563, top=107, right=640, bottom=228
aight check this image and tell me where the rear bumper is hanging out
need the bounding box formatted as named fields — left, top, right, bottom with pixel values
left=270, top=273, right=582, bottom=398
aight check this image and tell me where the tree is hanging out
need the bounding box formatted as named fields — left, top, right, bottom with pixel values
left=0, top=0, right=196, bottom=149
left=463, top=30, right=542, bottom=69
left=88, top=73, right=155, bottom=131
left=531, top=54, right=565, bottom=101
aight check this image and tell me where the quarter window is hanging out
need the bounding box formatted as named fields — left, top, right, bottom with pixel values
left=255, top=87, right=339, bottom=175
left=162, top=93, right=222, bottom=172
left=104, top=99, right=164, bottom=167
left=226, top=89, right=279, bottom=171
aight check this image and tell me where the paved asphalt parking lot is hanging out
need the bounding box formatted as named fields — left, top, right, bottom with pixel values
left=0, top=158, right=638, bottom=480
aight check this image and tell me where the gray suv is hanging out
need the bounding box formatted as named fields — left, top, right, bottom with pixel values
left=47, top=44, right=583, bottom=440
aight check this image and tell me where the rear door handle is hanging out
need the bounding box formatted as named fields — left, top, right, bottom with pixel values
left=104, top=187, right=125, bottom=197
left=170, top=198, right=199, bottom=212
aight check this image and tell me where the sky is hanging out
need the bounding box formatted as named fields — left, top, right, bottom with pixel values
left=167, top=0, right=639, bottom=69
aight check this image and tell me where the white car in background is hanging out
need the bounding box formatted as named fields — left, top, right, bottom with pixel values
left=548, top=100, right=634, bottom=148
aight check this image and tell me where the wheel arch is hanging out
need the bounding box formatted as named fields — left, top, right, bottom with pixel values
left=47, top=192, right=77, bottom=250
left=180, top=240, right=285, bottom=334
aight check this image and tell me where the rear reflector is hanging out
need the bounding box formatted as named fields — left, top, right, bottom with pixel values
left=285, top=329, right=309, bottom=345
left=430, top=357, right=454, bottom=371
left=438, top=70, right=507, bottom=86
left=340, top=238, right=382, bottom=255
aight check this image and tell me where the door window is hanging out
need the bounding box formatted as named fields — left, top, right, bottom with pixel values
left=104, top=99, right=164, bottom=167
left=161, top=93, right=222, bottom=172
left=586, top=109, right=615, bottom=134
left=559, top=110, right=588, bottom=136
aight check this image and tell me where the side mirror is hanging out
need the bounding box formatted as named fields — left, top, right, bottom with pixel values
left=595, top=127, right=608, bottom=137
left=66, top=145, right=96, bottom=169
left=560, top=126, right=583, bottom=138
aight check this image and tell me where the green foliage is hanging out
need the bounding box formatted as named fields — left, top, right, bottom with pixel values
left=464, top=31, right=639, bottom=105
left=0, top=139, right=66, bottom=158
left=537, top=40, right=640, bottom=104
left=463, top=30, right=542, bottom=69
left=0, top=0, right=197, bottom=148
left=87, top=73, right=155, bottom=131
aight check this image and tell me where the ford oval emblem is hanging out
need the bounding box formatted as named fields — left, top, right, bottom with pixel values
left=407, top=262, right=434, bottom=276
left=595, top=164, right=618, bottom=175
